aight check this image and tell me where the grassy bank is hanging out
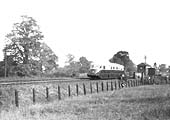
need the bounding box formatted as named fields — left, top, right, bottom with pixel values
left=1, top=84, right=170, bottom=120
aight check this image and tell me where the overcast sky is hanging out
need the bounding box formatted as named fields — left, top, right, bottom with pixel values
left=0, top=0, right=170, bottom=67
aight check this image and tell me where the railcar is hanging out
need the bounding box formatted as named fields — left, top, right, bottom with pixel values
left=87, top=62, right=125, bottom=79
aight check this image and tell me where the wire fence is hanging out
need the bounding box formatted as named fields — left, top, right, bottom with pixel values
left=12, top=77, right=169, bottom=107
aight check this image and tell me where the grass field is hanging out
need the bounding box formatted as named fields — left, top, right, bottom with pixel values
left=1, top=84, right=170, bottom=120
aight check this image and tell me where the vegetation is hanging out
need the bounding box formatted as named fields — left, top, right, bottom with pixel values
left=1, top=15, right=58, bottom=77
left=0, top=84, right=170, bottom=120
left=0, top=15, right=92, bottom=78
left=55, top=54, right=92, bottom=77
left=109, top=51, right=136, bottom=74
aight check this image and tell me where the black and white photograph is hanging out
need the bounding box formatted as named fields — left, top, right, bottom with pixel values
left=0, top=0, right=170, bottom=119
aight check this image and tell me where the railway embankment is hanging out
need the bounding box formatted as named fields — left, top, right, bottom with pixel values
left=0, top=77, right=169, bottom=110
left=0, top=83, right=170, bottom=120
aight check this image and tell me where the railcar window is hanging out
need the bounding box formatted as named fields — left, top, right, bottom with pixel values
left=116, top=67, right=118, bottom=69
left=100, top=66, right=102, bottom=68
left=103, top=66, right=105, bottom=69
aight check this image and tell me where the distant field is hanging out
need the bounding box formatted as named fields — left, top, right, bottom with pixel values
left=1, top=84, right=170, bottom=120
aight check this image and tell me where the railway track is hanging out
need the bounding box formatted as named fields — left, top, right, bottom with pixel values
left=0, top=77, right=92, bottom=85
left=0, top=77, right=124, bottom=86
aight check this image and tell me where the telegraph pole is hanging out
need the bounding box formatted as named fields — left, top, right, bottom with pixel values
left=144, top=55, right=147, bottom=77
left=4, top=47, right=7, bottom=78
left=144, top=55, right=147, bottom=64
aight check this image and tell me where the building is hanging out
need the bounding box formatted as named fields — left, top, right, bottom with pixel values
left=137, top=63, right=151, bottom=76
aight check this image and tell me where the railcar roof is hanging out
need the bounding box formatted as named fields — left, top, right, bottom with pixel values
left=91, top=62, right=124, bottom=67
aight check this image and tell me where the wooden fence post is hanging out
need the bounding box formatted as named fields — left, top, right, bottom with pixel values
left=139, top=79, right=141, bottom=86
left=166, top=78, right=168, bottom=84
left=131, top=80, right=133, bottom=87
left=133, top=80, right=135, bottom=87
left=149, top=79, right=151, bottom=85
left=58, top=85, right=61, bottom=100
left=111, top=81, right=113, bottom=91
left=68, top=85, right=71, bottom=97
left=118, top=81, right=121, bottom=89
left=33, top=88, right=35, bottom=104
left=83, top=83, right=86, bottom=95
left=101, top=82, right=104, bottom=91
left=106, top=82, right=108, bottom=91
left=115, top=81, right=117, bottom=90
left=127, top=80, right=129, bottom=87
left=90, top=83, right=92, bottom=94
left=96, top=82, right=98, bottom=93
left=46, top=87, right=49, bottom=101
left=15, top=90, right=19, bottom=107
left=167, top=78, right=169, bottom=84
left=129, top=80, right=131, bottom=87
left=152, top=78, right=154, bottom=84
left=76, top=84, right=79, bottom=96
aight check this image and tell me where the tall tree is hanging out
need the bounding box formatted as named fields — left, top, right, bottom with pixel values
left=5, top=15, right=44, bottom=64
left=109, top=51, right=136, bottom=72
left=4, top=15, right=58, bottom=76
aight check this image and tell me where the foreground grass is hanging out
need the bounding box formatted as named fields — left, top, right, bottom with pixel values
left=1, top=84, right=170, bottom=120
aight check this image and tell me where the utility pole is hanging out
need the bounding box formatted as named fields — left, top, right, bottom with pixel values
left=144, top=55, right=147, bottom=64
left=144, top=55, right=147, bottom=76
left=4, top=47, right=7, bottom=78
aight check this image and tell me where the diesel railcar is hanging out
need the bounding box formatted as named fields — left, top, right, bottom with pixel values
left=87, top=62, right=125, bottom=79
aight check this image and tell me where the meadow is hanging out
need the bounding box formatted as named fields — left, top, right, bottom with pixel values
left=0, top=83, right=170, bottom=120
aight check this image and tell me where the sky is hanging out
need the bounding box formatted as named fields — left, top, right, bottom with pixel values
left=0, top=0, right=170, bottom=67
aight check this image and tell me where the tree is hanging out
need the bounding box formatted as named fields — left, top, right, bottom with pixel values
left=40, top=43, right=58, bottom=74
left=79, top=57, right=91, bottom=73
left=64, top=54, right=80, bottom=76
left=4, top=15, right=58, bottom=76
left=109, top=51, right=136, bottom=72
left=65, top=54, right=75, bottom=65
left=5, top=16, right=43, bottom=64
left=62, top=55, right=92, bottom=77
left=0, top=61, right=5, bottom=77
